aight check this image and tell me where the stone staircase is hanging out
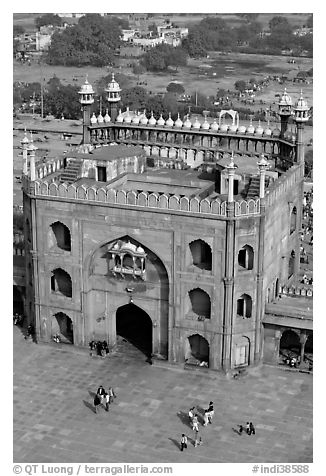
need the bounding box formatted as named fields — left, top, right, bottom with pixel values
left=246, top=175, right=269, bottom=199
left=59, top=158, right=82, bottom=184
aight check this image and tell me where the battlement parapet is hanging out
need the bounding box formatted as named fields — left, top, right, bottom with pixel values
left=265, top=164, right=303, bottom=207
left=27, top=180, right=262, bottom=218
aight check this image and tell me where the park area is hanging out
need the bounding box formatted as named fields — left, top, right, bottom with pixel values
left=13, top=51, right=313, bottom=108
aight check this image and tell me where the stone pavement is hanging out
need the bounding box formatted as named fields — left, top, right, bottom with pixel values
left=13, top=326, right=313, bottom=464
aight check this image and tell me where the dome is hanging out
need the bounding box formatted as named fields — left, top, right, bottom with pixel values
left=201, top=116, right=210, bottom=130
left=279, top=88, right=292, bottom=106
left=120, top=241, right=137, bottom=253
left=229, top=123, right=238, bottom=133
left=123, top=107, right=132, bottom=123
left=116, top=109, right=124, bottom=123
left=105, top=73, right=121, bottom=93
left=174, top=113, right=183, bottom=128
left=284, top=129, right=293, bottom=141
left=272, top=126, right=281, bottom=137
left=21, top=131, right=29, bottom=144
left=157, top=114, right=165, bottom=127
left=136, top=246, right=145, bottom=254
left=295, top=91, right=309, bottom=111
left=90, top=112, right=97, bottom=124
left=183, top=115, right=192, bottom=129
left=237, top=124, right=246, bottom=134
left=210, top=119, right=219, bottom=132
left=192, top=116, right=201, bottom=129
left=140, top=113, right=149, bottom=125
left=219, top=123, right=229, bottom=132
left=132, top=113, right=140, bottom=124
left=246, top=119, right=255, bottom=135
left=104, top=109, right=111, bottom=123
left=255, top=120, right=264, bottom=135
left=97, top=112, right=104, bottom=123
left=79, top=77, right=94, bottom=95
left=165, top=113, right=174, bottom=128
left=148, top=112, right=157, bottom=126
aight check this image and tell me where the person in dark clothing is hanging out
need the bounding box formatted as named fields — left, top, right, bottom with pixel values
left=89, top=341, right=96, bottom=357
left=180, top=434, right=188, bottom=451
left=249, top=422, right=256, bottom=435
left=238, top=425, right=244, bottom=435
left=94, top=393, right=101, bottom=413
left=246, top=422, right=251, bottom=435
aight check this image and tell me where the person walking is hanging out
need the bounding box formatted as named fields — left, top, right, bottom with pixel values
left=96, top=385, right=106, bottom=405
left=246, top=422, right=251, bottom=435
left=208, top=401, right=214, bottom=424
left=108, top=386, right=116, bottom=404
left=192, top=414, right=199, bottom=432
left=203, top=409, right=210, bottom=426
left=180, top=434, right=188, bottom=451
left=249, top=422, right=256, bottom=435
left=194, top=428, right=200, bottom=447
left=94, top=393, right=101, bottom=413
left=104, top=392, right=110, bottom=412
left=188, top=406, right=195, bottom=425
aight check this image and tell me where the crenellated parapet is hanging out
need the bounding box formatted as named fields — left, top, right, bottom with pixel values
left=278, top=283, right=313, bottom=298
left=265, top=163, right=303, bottom=208
left=26, top=179, right=263, bottom=218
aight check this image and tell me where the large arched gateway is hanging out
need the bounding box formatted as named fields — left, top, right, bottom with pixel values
left=86, top=235, right=169, bottom=358
left=116, top=303, right=152, bottom=357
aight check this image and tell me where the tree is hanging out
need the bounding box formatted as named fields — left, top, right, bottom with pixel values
left=121, top=86, right=148, bottom=110
left=182, top=29, right=207, bottom=58
left=35, top=13, right=62, bottom=30
left=43, top=80, right=81, bottom=119
left=46, top=14, right=123, bottom=67
left=269, top=16, right=291, bottom=33
left=148, top=23, right=158, bottom=36
left=162, top=93, right=178, bottom=116
left=234, top=80, right=247, bottom=92
left=166, top=82, right=185, bottom=94
left=133, top=64, right=146, bottom=76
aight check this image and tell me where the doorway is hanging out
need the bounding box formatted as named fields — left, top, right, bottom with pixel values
left=116, top=303, right=152, bottom=357
left=52, top=312, right=73, bottom=343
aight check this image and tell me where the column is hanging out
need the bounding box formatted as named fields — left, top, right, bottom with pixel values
left=257, top=154, right=269, bottom=198
left=299, top=332, right=307, bottom=368
left=29, top=143, right=37, bottom=181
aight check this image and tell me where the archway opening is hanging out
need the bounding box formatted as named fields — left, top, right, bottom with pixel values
left=188, top=288, right=211, bottom=319
left=290, top=206, right=297, bottom=234
left=50, top=222, right=71, bottom=251
left=279, top=329, right=300, bottom=362
left=189, top=239, right=212, bottom=270
left=186, top=334, right=209, bottom=366
left=13, top=285, right=25, bottom=314
left=52, top=312, right=73, bottom=344
left=116, top=303, right=152, bottom=357
left=288, top=251, right=295, bottom=279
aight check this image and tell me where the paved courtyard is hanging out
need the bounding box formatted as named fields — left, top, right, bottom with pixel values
left=13, top=326, right=313, bottom=463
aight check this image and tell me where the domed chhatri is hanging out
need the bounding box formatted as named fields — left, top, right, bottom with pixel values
left=132, top=112, right=140, bottom=124
left=294, top=90, right=310, bottom=122
left=105, top=73, right=121, bottom=96
left=272, top=126, right=281, bottom=137
left=237, top=124, right=246, bottom=134
left=97, top=112, right=104, bottom=123
left=140, top=110, right=149, bottom=125
left=279, top=88, right=292, bottom=107
left=78, top=76, right=95, bottom=104
left=263, top=120, right=272, bottom=136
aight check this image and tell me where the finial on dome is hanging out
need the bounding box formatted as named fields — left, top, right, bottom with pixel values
left=112, top=72, right=115, bottom=80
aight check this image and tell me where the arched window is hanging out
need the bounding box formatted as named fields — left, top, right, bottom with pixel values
left=237, top=294, right=252, bottom=318
left=51, top=268, right=72, bottom=298
left=50, top=222, right=71, bottom=251
left=238, top=245, right=254, bottom=270
left=189, top=240, right=212, bottom=270
left=186, top=334, right=209, bottom=366
left=290, top=206, right=297, bottom=234
left=188, top=288, right=211, bottom=319
left=288, top=250, right=295, bottom=279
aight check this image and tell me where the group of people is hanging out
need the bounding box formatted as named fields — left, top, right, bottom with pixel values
left=89, top=340, right=109, bottom=358
left=93, top=385, right=116, bottom=413
left=13, top=313, right=24, bottom=326
left=180, top=401, right=214, bottom=451
left=238, top=422, right=256, bottom=435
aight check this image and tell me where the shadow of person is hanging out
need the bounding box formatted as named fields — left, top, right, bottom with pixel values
left=232, top=427, right=241, bottom=435
left=88, top=390, right=97, bottom=399
left=168, top=437, right=181, bottom=450
left=176, top=411, right=192, bottom=428
left=83, top=400, right=97, bottom=414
